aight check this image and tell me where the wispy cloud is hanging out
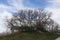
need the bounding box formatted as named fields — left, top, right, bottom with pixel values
left=0, top=0, right=25, bottom=33
left=0, top=4, right=12, bottom=33
left=7, top=0, right=24, bottom=10
left=45, top=0, right=60, bottom=24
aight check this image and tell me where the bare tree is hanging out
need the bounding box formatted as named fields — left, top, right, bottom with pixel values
left=6, top=9, right=57, bottom=33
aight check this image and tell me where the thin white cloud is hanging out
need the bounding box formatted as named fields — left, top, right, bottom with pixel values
left=48, top=0, right=60, bottom=4
left=47, top=0, right=60, bottom=8
left=0, top=4, right=13, bottom=33
left=7, top=0, right=24, bottom=10
left=45, top=0, right=60, bottom=24
left=0, top=0, right=25, bottom=33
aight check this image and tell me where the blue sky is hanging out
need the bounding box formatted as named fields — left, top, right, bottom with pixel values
left=23, top=0, right=49, bottom=8
left=0, top=0, right=8, bottom=4
left=0, top=0, right=48, bottom=8
left=0, top=0, right=60, bottom=33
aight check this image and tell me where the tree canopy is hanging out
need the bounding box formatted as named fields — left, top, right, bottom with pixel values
left=6, top=9, right=59, bottom=33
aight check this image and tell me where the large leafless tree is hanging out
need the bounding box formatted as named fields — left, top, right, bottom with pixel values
left=6, top=9, right=59, bottom=33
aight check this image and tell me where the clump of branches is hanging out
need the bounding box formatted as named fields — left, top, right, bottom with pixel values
left=6, top=9, right=59, bottom=33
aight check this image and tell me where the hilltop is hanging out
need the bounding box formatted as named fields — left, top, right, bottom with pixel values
left=0, top=32, right=59, bottom=40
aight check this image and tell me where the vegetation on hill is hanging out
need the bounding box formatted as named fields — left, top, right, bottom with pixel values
left=0, top=32, right=60, bottom=40
left=6, top=9, right=59, bottom=33
left=4, top=9, right=60, bottom=40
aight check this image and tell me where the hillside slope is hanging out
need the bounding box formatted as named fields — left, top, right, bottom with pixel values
left=0, top=32, right=59, bottom=40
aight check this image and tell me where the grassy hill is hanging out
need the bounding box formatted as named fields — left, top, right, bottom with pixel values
left=0, top=32, right=60, bottom=40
